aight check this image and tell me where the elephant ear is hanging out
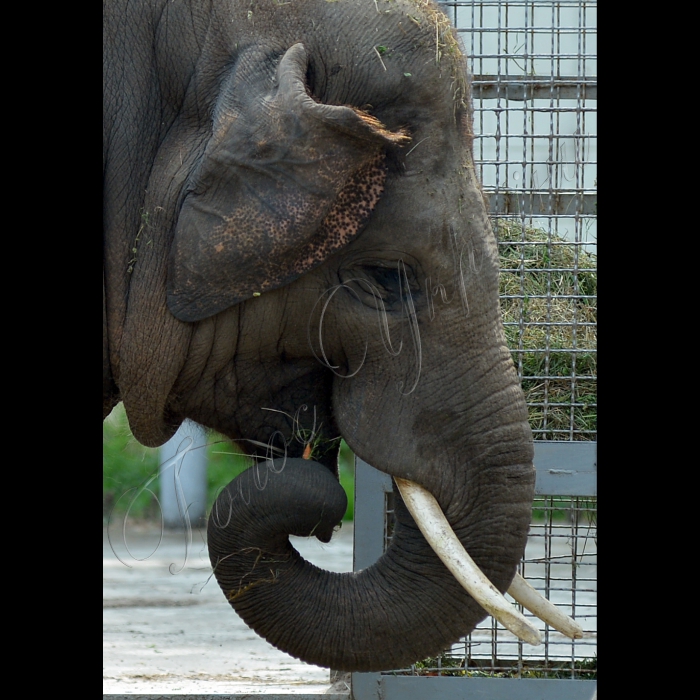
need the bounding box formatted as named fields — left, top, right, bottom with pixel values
left=167, top=43, right=409, bottom=322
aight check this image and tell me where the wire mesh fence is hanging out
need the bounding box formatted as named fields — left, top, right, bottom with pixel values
left=356, top=1, right=597, bottom=690
left=384, top=496, right=597, bottom=680
left=441, top=0, right=598, bottom=443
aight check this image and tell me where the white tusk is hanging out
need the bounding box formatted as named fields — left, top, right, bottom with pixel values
left=507, top=573, right=583, bottom=639
left=394, top=477, right=542, bottom=646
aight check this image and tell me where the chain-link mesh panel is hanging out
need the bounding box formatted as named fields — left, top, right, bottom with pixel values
left=442, top=0, right=597, bottom=442
left=387, top=496, right=597, bottom=679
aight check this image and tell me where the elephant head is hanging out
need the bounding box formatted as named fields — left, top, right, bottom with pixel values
left=103, top=0, right=573, bottom=672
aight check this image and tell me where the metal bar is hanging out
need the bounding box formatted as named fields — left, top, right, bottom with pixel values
left=353, top=458, right=393, bottom=570
left=352, top=672, right=382, bottom=700
left=487, top=192, right=597, bottom=216
left=458, top=28, right=594, bottom=33
left=471, top=77, right=597, bottom=101
left=466, top=53, right=596, bottom=59
left=439, top=0, right=595, bottom=4
left=375, top=676, right=595, bottom=700
left=503, top=324, right=597, bottom=329
left=158, top=420, right=208, bottom=529
left=473, top=109, right=597, bottom=115
left=356, top=445, right=596, bottom=514
left=533, top=442, right=596, bottom=496
left=350, top=454, right=389, bottom=700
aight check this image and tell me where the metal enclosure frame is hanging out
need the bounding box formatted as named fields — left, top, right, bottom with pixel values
left=351, top=446, right=597, bottom=700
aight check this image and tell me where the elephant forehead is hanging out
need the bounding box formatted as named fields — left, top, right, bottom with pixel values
left=230, top=0, right=468, bottom=120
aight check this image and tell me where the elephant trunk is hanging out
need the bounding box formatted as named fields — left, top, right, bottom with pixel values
left=207, top=453, right=534, bottom=671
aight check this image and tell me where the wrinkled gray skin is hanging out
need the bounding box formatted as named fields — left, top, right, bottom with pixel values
left=103, top=0, right=535, bottom=672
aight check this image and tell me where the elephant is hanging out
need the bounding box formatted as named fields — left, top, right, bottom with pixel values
left=104, top=0, right=573, bottom=673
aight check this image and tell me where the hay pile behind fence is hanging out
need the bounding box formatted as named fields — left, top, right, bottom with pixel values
left=496, top=220, right=597, bottom=441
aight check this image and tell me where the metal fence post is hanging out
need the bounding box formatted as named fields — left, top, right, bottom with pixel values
left=158, top=420, right=208, bottom=528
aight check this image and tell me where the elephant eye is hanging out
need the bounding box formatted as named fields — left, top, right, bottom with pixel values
left=366, top=265, right=402, bottom=292
left=341, top=262, right=419, bottom=311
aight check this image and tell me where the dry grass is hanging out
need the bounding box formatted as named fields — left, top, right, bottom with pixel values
left=496, top=220, right=597, bottom=440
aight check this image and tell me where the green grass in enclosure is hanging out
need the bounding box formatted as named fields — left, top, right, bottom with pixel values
left=103, top=223, right=596, bottom=521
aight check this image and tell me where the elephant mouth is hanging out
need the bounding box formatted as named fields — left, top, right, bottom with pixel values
left=395, top=477, right=583, bottom=643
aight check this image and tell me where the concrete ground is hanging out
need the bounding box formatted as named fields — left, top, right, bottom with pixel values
left=103, top=521, right=354, bottom=695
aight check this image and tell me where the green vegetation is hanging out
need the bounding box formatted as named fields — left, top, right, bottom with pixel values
left=103, top=405, right=161, bottom=521
left=530, top=495, right=597, bottom=523
left=394, top=652, right=596, bottom=679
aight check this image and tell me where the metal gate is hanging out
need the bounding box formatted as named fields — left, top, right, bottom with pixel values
left=351, top=1, right=597, bottom=698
